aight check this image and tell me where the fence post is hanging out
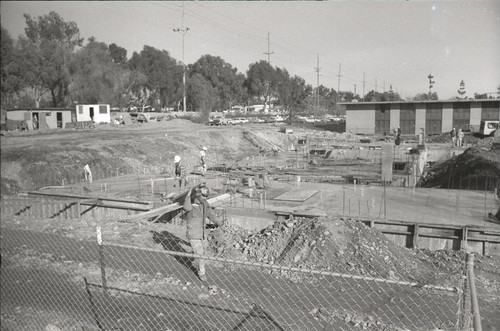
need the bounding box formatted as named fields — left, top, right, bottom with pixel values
left=467, top=253, right=482, bottom=331
left=96, top=225, right=108, bottom=295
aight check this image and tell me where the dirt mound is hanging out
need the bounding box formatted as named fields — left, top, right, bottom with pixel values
left=208, top=217, right=461, bottom=286
left=421, top=146, right=500, bottom=188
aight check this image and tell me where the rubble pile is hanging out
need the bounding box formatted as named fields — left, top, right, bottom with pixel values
left=421, top=146, right=500, bottom=188
left=208, top=216, right=457, bottom=285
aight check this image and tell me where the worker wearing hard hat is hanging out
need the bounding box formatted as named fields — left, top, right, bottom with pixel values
left=182, top=184, right=221, bottom=282
left=199, top=146, right=208, bottom=176
left=174, top=155, right=187, bottom=190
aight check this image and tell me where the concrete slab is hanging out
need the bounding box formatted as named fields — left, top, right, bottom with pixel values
left=272, top=189, right=319, bottom=202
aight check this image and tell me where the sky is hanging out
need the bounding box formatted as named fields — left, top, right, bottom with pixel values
left=1, top=1, right=499, bottom=100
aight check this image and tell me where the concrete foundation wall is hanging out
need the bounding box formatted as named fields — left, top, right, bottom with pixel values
left=415, top=104, right=426, bottom=135
left=389, top=104, right=400, bottom=133
left=346, top=108, right=375, bottom=134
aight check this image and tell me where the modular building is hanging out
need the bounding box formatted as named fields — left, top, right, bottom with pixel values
left=75, top=104, right=111, bottom=124
left=5, top=104, right=111, bottom=130
left=5, top=108, right=74, bottom=130
left=341, top=99, right=500, bottom=135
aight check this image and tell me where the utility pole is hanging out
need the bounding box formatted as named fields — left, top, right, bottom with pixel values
left=315, top=54, right=321, bottom=112
left=263, top=32, right=274, bottom=65
left=354, top=84, right=357, bottom=96
left=375, top=77, right=378, bottom=92
left=337, top=63, right=342, bottom=93
left=173, top=2, right=189, bottom=112
left=362, top=72, right=366, bottom=98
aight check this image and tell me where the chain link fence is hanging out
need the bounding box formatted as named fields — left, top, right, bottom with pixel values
left=1, top=201, right=477, bottom=331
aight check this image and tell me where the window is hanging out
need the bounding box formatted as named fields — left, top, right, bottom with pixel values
left=99, top=105, right=107, bottom=114
left=393, top=162, right=407, bottom=171
left=78, top=105, right=83, bottom=114
left=45, top=112, right=51, bottom=116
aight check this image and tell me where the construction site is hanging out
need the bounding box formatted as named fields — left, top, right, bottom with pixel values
left=1, top=116, right=500, bottom=331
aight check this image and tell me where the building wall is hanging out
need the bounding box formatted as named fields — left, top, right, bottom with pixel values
left=442, top=103, right=453, bottom=132
left=415, top=104, right=426, bottom=135
left=389, top=104, right=400, bottom=133
left=344, top=100, right=499, bottom=135
left=346, top=104, right=375, bottom=134
left=6, top=111, right=25, bottom=121
left=76, top=104, right=110, bottom=123
left=6, top=109, right=73, bottom=129
left=470, top=103, right=482, bottom=127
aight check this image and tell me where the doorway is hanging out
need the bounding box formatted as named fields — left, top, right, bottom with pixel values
left=89, top=107, right=94, bottom=122
left=32, top=112, right=39, bottom=130
left=56, top=112, right=63, bottom=128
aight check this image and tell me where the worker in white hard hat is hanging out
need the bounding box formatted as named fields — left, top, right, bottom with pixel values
left=84, top=164, right=93, bottom=184
left=174, top=155, right=187, bottom=190
left=199, top=146, right=208, bottom=176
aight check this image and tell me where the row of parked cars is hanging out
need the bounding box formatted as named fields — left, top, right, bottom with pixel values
left=210, top=115, right=285, bottom=125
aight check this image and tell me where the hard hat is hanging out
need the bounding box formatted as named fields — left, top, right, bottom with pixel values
left=174, top=155, right=181, bottom=163
left=202, top=146, right=207, bottom=151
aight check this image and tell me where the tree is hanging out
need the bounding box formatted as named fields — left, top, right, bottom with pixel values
left=274, top=69, right=312, bottom=123
left=189, top=55, right=246, bottom=110
left=474, top=92, right=488, bottom=100
left=186, top=73, right=218, bottom=114
left=69, top=38, right=130, bottom=105
left=413, top=92, right=438, bottom=101
left=21, top=11, right=83, bottom=107
left=108, top=43, right=127, bottom=64
left=457, top=80, right=466, bottom=99
left=245, top=61, right=278, bottom=110
left=1, top=27, right=15, bottom=107
left=128, top=45, right=182, bottom=110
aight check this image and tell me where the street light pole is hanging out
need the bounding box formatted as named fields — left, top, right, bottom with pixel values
left=174, top=3, right=189, bottom=112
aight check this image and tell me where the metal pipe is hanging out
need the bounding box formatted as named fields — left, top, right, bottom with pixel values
left=467, top=253, right=482, bottom=331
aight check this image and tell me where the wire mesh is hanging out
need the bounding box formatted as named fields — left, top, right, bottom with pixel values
left=1, top=207, right=473, bottom=331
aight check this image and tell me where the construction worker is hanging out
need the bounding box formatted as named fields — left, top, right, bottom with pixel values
left=182, top=184, right=221, bottom=282
left=395, top=126, right=401, bottom=146
left=450, top=128, right=457, bottom=147
left=199, top=146, right=208, bottom=176
left=84, top=164, right=93, bottom=184
left=457, top=129, right=464, bottom=147
left=174, top=155, right=187, bottom=190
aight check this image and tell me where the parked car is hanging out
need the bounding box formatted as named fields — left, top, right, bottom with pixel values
left=213, top=117, right=229, bottom=125
left=238, top=118, right=249, bottom=124
left=226, top=118, right=241, bottom=125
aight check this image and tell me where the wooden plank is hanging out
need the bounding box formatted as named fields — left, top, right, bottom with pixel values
left=124, top=202, right=182, bottom=222
left=24, top=191, right=151, bottom=205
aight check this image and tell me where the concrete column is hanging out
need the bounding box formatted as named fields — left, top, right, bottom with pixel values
left=442, top=102, right=453, bottom=132
left=390, top=104, right=400, bottom=133
left=470, top=103, right=482, bottom=127
left=415, top=104, right=426, bottom=135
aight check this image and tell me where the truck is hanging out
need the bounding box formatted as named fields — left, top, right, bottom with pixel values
left=479, top=120, right=499, bottom=136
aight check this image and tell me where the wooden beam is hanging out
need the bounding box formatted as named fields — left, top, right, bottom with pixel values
left=123, top=202, right=182, bottom=222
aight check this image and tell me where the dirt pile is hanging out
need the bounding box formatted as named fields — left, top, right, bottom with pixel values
left=208, top=217, right=462, bottom=286
left=421, top=146, right=500, bottom=188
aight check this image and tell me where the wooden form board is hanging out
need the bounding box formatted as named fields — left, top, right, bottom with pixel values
left=272, top=190, right=318, bottom=202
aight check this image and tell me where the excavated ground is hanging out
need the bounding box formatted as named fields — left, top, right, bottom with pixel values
left=1, top=116, right=500, bottom=329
